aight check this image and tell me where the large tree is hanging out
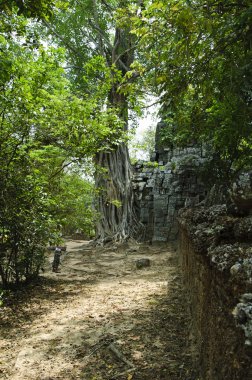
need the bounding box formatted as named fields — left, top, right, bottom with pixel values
left=46, top=0, right=144, bottom=243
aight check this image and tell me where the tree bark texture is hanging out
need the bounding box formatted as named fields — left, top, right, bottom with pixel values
left=95, top=143, right=138, bottom=242
left=95, top=26, right=141, bottom=243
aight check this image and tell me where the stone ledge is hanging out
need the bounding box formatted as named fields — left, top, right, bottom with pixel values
left=178, top=205, right=252, bottom=379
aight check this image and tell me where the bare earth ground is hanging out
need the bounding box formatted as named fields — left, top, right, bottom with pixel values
left=0, top=241, right=196, bottom=380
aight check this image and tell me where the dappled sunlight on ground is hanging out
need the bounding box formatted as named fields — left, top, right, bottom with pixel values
left=0, top=240, right=195, bottom=380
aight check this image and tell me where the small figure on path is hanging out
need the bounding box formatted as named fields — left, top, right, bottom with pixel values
left=52, top=246, right=62, bottom=272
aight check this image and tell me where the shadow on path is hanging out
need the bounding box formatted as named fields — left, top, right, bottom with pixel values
left=0, top=241, right=196, bottom=380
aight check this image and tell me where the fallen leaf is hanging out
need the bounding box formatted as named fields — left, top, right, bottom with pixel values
left=132, top=350, right=143, bottom=360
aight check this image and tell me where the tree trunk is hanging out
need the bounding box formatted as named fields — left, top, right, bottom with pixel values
left=47, top=0, right=143, bottom=243
left=94, top=26, right=141, bottom=243
left=95, top=143, right=139, bottom=242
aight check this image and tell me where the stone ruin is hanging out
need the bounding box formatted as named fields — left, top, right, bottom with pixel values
left=133, top=121, right=207, bottom=242
left=133, top=121, right=252, bottom=379
left=179, top=203, right=252, bottom=379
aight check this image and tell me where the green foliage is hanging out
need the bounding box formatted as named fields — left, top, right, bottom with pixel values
left=0, top=14, right=126, bottom=287
left=0, top=154, right=55, bottom=286
left=109, top=199, right=122, bottom=208
left=0, top=0, right=65, bottom=20
left=47, top=0, right=115, bottom=92
left=131, top=0, right=252, bottom=176
left=52, top=172, right=97, bottom=237
left=171, top=161, right=176, bottom=171
left=145, top=161, right=159, bottom=168
left=47, top=0, right=145, bottom=120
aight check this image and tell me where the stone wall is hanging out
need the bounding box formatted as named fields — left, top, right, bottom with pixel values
left=133, top=146, right=207, bottom=242
left=178, top=205, right=252, bottom=380
left=133, top=121, right=252, bottom=377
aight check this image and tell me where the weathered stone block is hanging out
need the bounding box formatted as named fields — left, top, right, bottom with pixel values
left=179, top=206, right=252, bottom=379
left=132, top=139, right=207, bottom=241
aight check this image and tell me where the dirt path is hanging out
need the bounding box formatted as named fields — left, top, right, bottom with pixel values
left=0, top=241, right=195, bottom=380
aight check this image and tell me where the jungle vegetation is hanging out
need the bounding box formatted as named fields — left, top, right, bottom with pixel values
left=0, top=0, right=251, bottom=287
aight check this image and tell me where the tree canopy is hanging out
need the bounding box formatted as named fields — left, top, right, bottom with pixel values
left=132, top=0, right=252, bottom=176
left=0, top=0, right=65, bottom=18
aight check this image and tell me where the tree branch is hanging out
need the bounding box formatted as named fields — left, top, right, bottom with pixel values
left=42, top=20, right=84, bottom=60
left=142, top=99, right=161, bottom=109
left=87, top=19, right=130, bottom=73
left=49, top=159, right=77, bottom=180
left=113, top=44, right=138, bottom=66
left=100, top=0, right=114, bottom=12
left=88, top=18, right=113, bottom=50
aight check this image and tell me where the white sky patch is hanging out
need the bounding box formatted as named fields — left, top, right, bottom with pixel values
left=129, top=99, right=160, bottom=160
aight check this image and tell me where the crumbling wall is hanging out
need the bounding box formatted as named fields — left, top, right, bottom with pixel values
left=178, top=205, right=252, bottom=380
left=133, top=146, right=207, bottom=241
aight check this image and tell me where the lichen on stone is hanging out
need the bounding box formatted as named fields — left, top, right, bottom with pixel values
left=208, top=244, right=243, bottom=272
left=233, top=293, right=252, bottom=346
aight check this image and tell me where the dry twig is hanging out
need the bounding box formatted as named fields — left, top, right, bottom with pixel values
left=108, top=342, right=135, bottom=369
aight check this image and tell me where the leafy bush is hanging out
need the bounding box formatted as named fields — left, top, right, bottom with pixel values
left=0, top=150, right=57, bottom=287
